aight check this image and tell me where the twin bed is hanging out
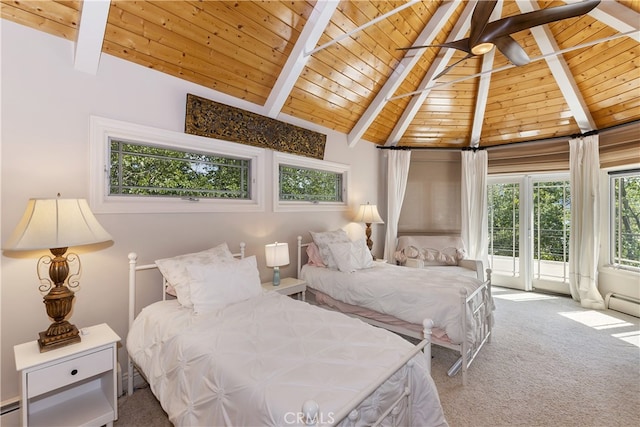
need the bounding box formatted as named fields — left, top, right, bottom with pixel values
left=126, top=242, right=448, bottom=426
left=296, top=230, right=493, bottom=385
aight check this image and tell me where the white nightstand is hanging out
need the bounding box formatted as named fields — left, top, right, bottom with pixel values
left=14, top=323, right=121, bottom=427
left=262, top=277, right=307, bottom=301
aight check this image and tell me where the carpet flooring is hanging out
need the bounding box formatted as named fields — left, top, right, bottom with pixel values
left=115, top=286, right=640, bottom=426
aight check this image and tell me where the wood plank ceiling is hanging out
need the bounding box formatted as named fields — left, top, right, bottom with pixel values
left=2, top=0, right=639, bottom=148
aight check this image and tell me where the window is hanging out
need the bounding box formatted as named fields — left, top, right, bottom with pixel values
left=610, top=169, right=640, bottom=271
left=90, top=116, right=265, bottom=213
left=273, top=152, right=349, bottom=212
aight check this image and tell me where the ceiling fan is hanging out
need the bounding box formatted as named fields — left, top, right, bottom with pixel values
left=400, top=0, right=601, bottom=79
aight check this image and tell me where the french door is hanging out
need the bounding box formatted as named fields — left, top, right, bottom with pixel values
left=487, top=174, right=571, bottom=294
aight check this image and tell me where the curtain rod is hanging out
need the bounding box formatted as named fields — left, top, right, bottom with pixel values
left=376, top=119, right=639, bottom=151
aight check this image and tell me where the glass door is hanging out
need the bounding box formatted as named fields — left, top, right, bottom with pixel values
left=488, top=174, right=571, bottom=294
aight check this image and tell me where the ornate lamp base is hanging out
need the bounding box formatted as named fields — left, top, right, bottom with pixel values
left=38, top=322, right=80, bottom=352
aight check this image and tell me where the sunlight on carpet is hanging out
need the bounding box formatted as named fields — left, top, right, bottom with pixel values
left=493, top=292, right=558, bottom=301
left=559, top=310, right=640, bottom=347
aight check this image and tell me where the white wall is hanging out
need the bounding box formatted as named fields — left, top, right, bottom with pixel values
left=0, top=20, right=384, bottom=402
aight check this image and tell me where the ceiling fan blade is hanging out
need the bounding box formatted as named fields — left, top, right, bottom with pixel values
left=493, top=35, right=530, bottom=66
left=469, top=0, right=497, bottom=47
left=398, top=38, right=471, bottom=54
left=480, top=0, right=600, bottom=43
left=433, top=53, right=474, bottom=80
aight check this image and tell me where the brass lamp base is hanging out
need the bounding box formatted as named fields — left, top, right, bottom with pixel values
left=38, top=323, right=81, bottom=352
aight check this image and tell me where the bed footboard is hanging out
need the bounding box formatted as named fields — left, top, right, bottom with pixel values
left=302, top=321, right=432, bottom=426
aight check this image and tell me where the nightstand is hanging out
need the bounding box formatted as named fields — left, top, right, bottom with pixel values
left=14, top=323, right=120, bottom=427
left=262, top=277, right=307, bottom=301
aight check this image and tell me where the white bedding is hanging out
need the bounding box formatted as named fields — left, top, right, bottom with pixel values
left=301, top=262, right=486, bottom=345
left=127, top=291, right=447, bottom=427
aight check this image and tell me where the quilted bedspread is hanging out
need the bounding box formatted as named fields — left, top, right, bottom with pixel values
left=301, top=262, right=487, bottom=345
left=127, top=292, right=448, bottom=427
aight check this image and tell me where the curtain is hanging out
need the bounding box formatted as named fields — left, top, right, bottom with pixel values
left=461, top=150, right=489, bottom=271
left=384, top=150, right=411, bottom=262
left=569, top=135, right=605, bottom=309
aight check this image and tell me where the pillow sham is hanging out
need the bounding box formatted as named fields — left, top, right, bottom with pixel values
left=155, top=242, right=235, bottom=308
left=309, top=229, right=350, bottom=270
left=187, top=255, right=262, bottom=314
left=306, top=242, right=326, bottom=267
left=328, top=238, right=374, bottom=273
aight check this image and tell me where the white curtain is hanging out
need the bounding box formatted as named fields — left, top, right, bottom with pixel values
left=461, top=150, right=489, bottom=270
left=384, top=150, right=412, bottom=262
left=569, top=135, right=605, bottom=309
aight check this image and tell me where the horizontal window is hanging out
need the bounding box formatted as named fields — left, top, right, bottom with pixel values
left=90, top=116, right=265, bottom=213
left=273, top=152, right=349, bottom=212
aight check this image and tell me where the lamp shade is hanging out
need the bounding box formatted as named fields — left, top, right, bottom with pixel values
left=265, top=242, right=290, bottom=267
left=4, top=198, right=112, bottom=250
left=354, top=203, right=384, bottom=224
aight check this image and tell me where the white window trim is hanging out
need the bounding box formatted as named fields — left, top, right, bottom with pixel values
left=273, top=151, right=349, bottom=212
left=607, top=167, right=640, bottom=272
left=90, top=116, right=265, bottom=214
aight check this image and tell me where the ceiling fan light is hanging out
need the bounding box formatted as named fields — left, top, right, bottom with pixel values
left=471, top=42, right=494, bottom=55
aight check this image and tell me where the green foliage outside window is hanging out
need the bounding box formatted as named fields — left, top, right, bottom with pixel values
left=533, top=181, right=571, bottom=263
left=279, top=165, right=343, bottom=202
left=109, top=140, right=250, bottom=199
left=488, top=183, right=520, bottom=258
left=612, top=173, right=640, bottom=269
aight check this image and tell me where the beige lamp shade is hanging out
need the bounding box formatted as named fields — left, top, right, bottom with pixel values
left=265, top=242, right=290, bottom=267
left=4, top=198, right=112, bottom=250
left=354, top=203, right=384, bottom=224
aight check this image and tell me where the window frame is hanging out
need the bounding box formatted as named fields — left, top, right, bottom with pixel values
left=90, top=116, right=265, bottom=214
left=273, top=151, right=349, bottom=212
left=609, top=168, right=640, bottom=272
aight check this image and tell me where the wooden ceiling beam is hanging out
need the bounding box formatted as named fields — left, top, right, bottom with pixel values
left=385, top=0, right=472, bottom=147
left=264, top=1, right=338, bottom=118
left=564, top=0, right=640, bottom=42
left=74, top=0, right=110, bottom=75
left=518, top=0, right=596, bottom=133
left=346, top=0, right=462, bottom=148
left=470, top=1, right=504, bottom=147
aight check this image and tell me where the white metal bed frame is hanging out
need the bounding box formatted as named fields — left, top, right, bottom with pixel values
left=126, top=243, right=437, bottom=426
left=296, top=236, right=493, bottom=386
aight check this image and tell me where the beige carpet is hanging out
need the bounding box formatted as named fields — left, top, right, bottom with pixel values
left=115, top=287, right=640, bottom=426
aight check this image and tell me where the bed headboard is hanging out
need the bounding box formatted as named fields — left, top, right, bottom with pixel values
left=127, top=242, right=245, bottom=395
left=296, top=235, right=310, bottom=279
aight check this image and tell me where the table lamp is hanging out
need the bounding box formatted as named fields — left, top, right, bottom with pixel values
left=265, top=242, right=289, bottom=286
left=354, top=202, right=384, bottom=252
left=3, top=197, right=112, bottom=352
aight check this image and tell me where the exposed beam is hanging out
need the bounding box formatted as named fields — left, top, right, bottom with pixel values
left=307, top=0, right=421, bottom=56
left=470, top=1, right=504, bottom=147
left=385, top=0, right=474, bottom=146
left=564, top=0, right=640, bottom=42
left=74, top=0, right=110, bottom=75
left=346, top=1, right=462, bottom=147
left=264, top=1, right=338, bottom=118
left=519, top=1, right=596, bottom=132
left=387, top=30, right=636, bottom=101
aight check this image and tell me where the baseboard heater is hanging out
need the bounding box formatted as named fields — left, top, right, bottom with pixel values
left=605, top=293, right=640, bottom=318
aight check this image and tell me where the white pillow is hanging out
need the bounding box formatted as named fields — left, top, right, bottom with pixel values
left=155, top=243, right=235, bottom=308
left=328, top=239, right=374, bottom=273
left=310, top=229, right=351, bottom=269
left=187, top=256, right=262, bottom=314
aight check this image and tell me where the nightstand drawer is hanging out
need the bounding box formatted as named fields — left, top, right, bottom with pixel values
left=27, top=347, right=112, bottom=398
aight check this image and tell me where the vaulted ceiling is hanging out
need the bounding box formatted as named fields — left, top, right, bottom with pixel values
left=2, top=0, right=639, bottom=148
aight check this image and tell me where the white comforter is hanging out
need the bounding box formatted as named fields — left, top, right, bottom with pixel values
left=301, top=262, right=487, bottom=345
left=127, top=292, right=447, bottom=427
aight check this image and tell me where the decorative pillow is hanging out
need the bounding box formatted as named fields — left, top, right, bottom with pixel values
left=309, top=229, right=350, bottom=270
left=187, top=256, right=262, bottom=314
left=306, top=242, right=326, bottom=267
left=155, top=243, right=235, bottom=308
left=421, top=247, right=464, bottom=266
left=328, top=239, right=374, bottom=273
left=403, top=245, right=422, bottom=259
